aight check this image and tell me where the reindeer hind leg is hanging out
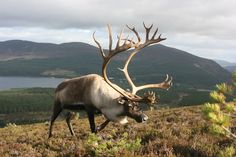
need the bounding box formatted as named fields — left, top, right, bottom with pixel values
left=96, top=119, right=110, bottom=132
left=48, top=101, right=62, bottom=138
left=66, top=112, right=76, bottom=136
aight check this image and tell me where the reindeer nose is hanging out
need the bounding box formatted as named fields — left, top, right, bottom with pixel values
left=142, top=114, right=149, bottom=122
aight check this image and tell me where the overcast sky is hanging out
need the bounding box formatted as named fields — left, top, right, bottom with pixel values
left=0, top=0, right=235, bottom=62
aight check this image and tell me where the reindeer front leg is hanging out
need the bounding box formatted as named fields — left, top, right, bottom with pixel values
left=87, top=112, right=110, bottom=133
left=87, top=112, right=97, bottom=133
left=96, top=119, right=110, bottom=132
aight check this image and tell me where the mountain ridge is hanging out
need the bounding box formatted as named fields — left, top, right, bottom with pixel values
left=0, top=40, right=232, bottom=88
left=0, top=40, right=98, bottom=60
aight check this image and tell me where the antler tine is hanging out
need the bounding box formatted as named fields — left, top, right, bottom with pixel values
left=167, top=76, right=173, bottom=90
left=134, top=74, right=173, bottom=92
left=108, top=25, right=134, bottom=55
left=93, top=32, right=105, bottom=59
left=122, top=35, right=129, bottom=46
left=164, top=74, right=172, bottom=90
left=143, top=22, right=153, bottom=41
left=113, top=35, right=134, bottom=55
left=165, top=74, right=169, bottom=81
left=116, top=27, right=124, bottom=49
left=119, top=35, right=136, bottom=47
left=157, top=34, right=167, bottom=42
left=107, top=24, right=113, bottom=53
left=151, top=27, right=158, bottom=40
left=126, top=24, right=141, bottom=43
left=120, top=47, right=140, bottom=95
left=124, top=38, right=136, bottom=46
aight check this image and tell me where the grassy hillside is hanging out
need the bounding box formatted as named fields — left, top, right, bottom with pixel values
left=0, top=106, right=235, bottom=156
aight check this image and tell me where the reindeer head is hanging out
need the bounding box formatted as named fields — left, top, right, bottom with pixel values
left=93, top=23, right=173, bottom=121
left=117, top=97, right=148, bottom=123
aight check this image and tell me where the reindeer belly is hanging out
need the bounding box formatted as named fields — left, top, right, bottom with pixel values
left=100, top=105, right=125, bottom=121
left=62, top=103, right=86, bottom=111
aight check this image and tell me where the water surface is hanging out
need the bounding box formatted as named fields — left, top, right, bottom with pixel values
left=0, top=76, right=64, bottom=90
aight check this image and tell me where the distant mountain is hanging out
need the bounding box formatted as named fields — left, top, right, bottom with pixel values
left=134, top=45, right=231, bottom=88
left=0, top=40, right=97, bottom=60
left=214, top=59, right=236, bottom=72
left=214, top=59, right=236, bottom=67
left=224, top=66, right=236, bottom=73
left=0, top=40, right=232, bottom=88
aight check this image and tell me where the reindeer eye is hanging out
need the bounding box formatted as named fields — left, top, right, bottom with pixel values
left=133, top=105, right=140, bottom=111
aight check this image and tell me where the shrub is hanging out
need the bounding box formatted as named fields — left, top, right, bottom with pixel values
left=202, top=71, right=236, bottom=139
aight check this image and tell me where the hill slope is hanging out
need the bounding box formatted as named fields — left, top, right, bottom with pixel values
left=0, top=106, right=234, bottom=156
left=0, top=40, right=231, bottom=88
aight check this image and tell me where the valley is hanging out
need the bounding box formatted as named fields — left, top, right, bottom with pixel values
left=0, top=40, right=232, bottom=88
left=0, top=40, right=232, bottom=127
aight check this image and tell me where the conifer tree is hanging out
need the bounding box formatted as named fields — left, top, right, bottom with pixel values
left=202, top=72, right=236, bottom=139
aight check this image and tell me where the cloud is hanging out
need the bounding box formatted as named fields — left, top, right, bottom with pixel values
left=0, top=27, right=94, bottom=44
left=1, top=0, right=235, bottom=34
left=0, top=0, right=235, bottom=61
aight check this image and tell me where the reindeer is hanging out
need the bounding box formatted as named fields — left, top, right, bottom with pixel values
left=48, top=23, right=172, bottom=138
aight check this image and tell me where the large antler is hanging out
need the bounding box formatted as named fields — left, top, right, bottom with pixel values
left=93, top=23, right=172, bottom=104
left=119, top=23, right=172, bottom=104
left=93, top=24, right=138, bottom=100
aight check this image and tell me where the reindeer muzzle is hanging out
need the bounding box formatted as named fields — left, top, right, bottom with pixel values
left=141, top=113, right=148, bottom=122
